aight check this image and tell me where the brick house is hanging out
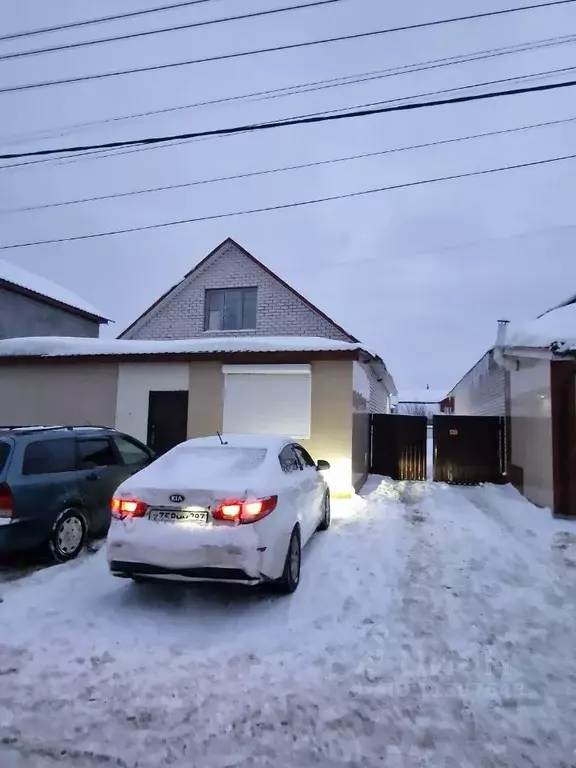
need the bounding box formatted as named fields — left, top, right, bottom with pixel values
left=447, top=300, right=576, bottom=517
left=0, top=238, right=396, bottom=494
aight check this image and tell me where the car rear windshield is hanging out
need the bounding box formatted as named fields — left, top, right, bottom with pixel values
left=0, top=441, right=10, bottom=473
left=160, top=446, right=267, bottom=474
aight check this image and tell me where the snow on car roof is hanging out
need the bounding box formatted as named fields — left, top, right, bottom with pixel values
left=506, top=302, right=576, bottom=350
left=0, top=259, right=107, bottom=320
left=184, top=434, right=292, bottom=451
left=0, top=335, right=374, bottom=359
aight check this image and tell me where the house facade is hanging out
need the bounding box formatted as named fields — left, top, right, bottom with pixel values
left=447, top=303, right=576, bottom=517
left=0, top=259, right=108, bottom=339
left=0, top=239, right=396, bottom=495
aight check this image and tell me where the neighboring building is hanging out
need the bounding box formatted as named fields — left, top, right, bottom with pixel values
left=447, top=344, right=509, bottom=419
left=0, top=238, right=397, bottom=495
left=0, top=259, right=108, bottom=339
left=447, top=302, right=576, bottom=518
left=395, top=389, right=448, bottom=418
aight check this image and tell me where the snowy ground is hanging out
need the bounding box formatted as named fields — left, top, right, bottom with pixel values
left=2, top=479, right=576, bottom=768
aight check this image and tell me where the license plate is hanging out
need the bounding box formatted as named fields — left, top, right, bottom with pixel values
left=149, top=508, right=208, bottom=524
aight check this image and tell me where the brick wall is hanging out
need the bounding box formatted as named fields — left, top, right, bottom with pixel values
left=123, top=241, right=352, bottom=342
left=451, top=349, right=508, bottom=417
left=365, top=363, right=391, bottom=413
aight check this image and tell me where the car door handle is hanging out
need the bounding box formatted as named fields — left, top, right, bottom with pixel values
left=86, top=472, right=100, bottom=481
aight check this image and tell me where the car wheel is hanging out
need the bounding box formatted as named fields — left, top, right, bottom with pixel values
left=47, top=508, right=87, bottom=563
left=317, top=492, right=331, bottom=532
left=274, top=527, right=301, bottom=594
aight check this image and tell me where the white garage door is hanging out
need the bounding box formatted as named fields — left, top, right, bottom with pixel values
left=222, top=364, right=311, bottom=439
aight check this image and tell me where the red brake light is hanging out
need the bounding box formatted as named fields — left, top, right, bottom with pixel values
left=0, top=483, right=13, bottom=520
left=111, top=497, right=148, bottom=519
left=213, top=496, right=278, bottom=524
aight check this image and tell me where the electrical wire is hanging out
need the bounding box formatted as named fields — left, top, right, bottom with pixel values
left=3, top=115, right=575, bottom=214
left=2, top=73, right=576, bottom=160
left=2, top=0, right=575, bottom=94
left=1, top=152, right=575, bottom=251
left=0, top=0, right=226, bottom=42
left=2, top=31, right=573, bottom=149
left=0, top=1, right=345, bottom=62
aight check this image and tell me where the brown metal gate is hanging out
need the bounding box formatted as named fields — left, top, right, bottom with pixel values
left=432, top=415, right=508, bottom=485
left=370, top=414, right=427, bottom=481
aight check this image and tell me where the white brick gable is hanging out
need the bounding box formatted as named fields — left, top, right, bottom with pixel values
left=121, top=239, right=355, bottom=342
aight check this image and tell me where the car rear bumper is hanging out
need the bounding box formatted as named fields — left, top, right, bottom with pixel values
left=109, top=560, right=263, bottom=585
left=0, top=519, right=47, bottom=556
left=106, top=519, right=272, bottom=580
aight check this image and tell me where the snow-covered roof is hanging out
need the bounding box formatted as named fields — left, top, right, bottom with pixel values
left=0, top=259, right=107, bottom=320
left=397, top=389, right=448, bottom=403
left=0, top=335, right=376, bottom=359
left=184, top=434, right=291, bottom=450
left=506, top=303, right=576, bottom=350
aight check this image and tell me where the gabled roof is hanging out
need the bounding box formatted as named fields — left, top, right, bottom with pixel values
left=0, top=258, right=108, bottom=322
left=118, top=238, right=358, bottom=341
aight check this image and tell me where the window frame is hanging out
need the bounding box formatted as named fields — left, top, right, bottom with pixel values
left=279, top=445, right=302, bottom=474
left=21, top=437, right=77, bottom=476
left=204, top=287, right=258, bottom=332
left=292, top=444, right=316, bottom=469
left=75, top=436, right=121, bottom=470
left=113, top=434, right=155, bottom=467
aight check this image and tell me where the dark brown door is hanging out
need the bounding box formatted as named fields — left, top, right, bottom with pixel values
left=147, top=391, right=188, bottom=456
left=370, top=414, right=427, bottom=481
left=433, top=415, right=506, bottom=485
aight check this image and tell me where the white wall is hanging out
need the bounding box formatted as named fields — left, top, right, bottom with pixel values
left=115, top=363, right=189, bottom=443
left=510, top=357, right=553, bottom=509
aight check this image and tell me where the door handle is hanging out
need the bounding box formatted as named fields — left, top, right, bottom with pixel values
left=86, top=473, right=100, bottom=481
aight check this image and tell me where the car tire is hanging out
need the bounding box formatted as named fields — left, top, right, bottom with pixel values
left=273, top=527, right=301, bottom=594
left=47, top=508, right=87, bottom=563
left=317, top=492, right=331, bottom=532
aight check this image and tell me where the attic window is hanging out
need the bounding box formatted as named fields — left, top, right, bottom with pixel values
left=204, top=287, right=257, bottom=331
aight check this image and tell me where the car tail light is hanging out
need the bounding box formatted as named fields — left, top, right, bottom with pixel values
left=111, top=497, right=148, bottom=519
left=0, top=483, right=13, bottom=520
left=213, top=496, right=278, bottom=524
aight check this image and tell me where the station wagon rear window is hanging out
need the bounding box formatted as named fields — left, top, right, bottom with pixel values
left=22, top=438, right=76, bottom=476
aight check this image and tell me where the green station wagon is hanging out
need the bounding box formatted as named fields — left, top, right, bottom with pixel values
left=0, top=426, right=155, bottom=562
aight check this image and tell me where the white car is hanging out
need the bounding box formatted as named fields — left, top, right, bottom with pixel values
left=107, top=435, right=331, bottom=593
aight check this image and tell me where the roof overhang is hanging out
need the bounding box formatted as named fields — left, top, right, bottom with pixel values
left=0, top=349, right=367, bottom=365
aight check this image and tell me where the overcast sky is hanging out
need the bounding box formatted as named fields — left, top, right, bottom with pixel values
left=1, top=0, right=576, bottom=392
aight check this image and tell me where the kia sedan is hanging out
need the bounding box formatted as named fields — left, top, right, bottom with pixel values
left=107, top=435, right=331, bottom=593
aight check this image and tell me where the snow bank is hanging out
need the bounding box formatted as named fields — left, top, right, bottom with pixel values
left=0, top=259, right=105, bottom=319
left=3, top=481, right=576, bottom=767
left=0, top=335, right=371, bottom=358
left=506, top=302, right=576, bottom=350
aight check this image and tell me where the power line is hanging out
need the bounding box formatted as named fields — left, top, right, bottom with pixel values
left=1, top=66, right=572, bottom=169
left=0, top=0, right=226, bottom=42
left=2, top=74, right=576, bottom=160
left=2, top=153, right=574, bottom=251
left=3, top=32, right=573, bottom=149
left=3, top=115, right=575, bottom=214
left=0, top=1, right=344, bottom=62
left=2, top=0, right=575, bottom=94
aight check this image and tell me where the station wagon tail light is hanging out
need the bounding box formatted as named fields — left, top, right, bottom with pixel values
left=213, top=496, right=278, bottom=524
left=0, top=483, right=13, bottom=520
left=111, top=497, right=148, bottom=519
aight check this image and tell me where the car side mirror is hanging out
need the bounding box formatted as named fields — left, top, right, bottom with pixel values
left=316, top=459, right=330, bottom=471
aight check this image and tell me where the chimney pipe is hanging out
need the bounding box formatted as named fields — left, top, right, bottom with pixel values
left=496, top=319, right=510, bottom=349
